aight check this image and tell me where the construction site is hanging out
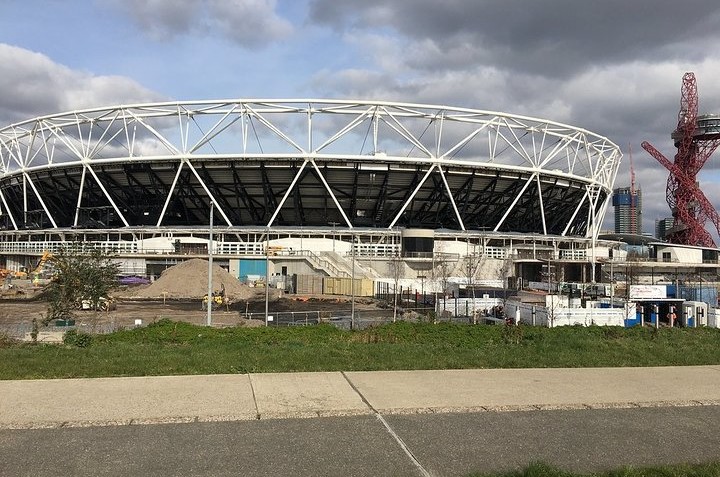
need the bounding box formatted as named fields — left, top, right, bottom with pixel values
left=1, top=86, right=720, bottom=335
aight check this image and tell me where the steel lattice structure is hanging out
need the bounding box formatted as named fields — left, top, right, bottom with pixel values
left=642, top=73, right=720, bottom=247
left=0, top=100, right=621, bottom=239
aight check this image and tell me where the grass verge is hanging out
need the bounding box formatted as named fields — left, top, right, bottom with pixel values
left=470, top=461, right=720, bottom=476
left=2, top=320, right=720, bottom=379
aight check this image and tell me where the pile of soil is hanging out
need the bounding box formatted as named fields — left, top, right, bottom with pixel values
left=129, top=259, right=257, bottom=301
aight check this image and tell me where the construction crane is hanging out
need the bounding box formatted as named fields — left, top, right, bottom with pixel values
left=642, top=72, right=720, bottom=247
left=628, top=144, right=637, bottom=234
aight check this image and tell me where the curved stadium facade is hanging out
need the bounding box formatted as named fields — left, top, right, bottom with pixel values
left=0, top=100, right=622, bottom=278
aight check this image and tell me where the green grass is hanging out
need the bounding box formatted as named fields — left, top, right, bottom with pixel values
left=2, top=320, right=720, bottom=379
left=469, top=461, right=720, bottom=476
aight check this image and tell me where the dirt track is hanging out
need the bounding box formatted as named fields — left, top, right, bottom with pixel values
left=0, top=259, right=393, bottom=334
left=0, top=294, right=388, bottom=329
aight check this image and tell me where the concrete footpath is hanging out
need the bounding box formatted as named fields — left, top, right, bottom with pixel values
left=1, top=366, right=720, bottom=429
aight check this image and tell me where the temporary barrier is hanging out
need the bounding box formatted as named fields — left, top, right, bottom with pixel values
left=295, top=275, right=324, bottom=295
left=322, top=277, right=374, bottom=297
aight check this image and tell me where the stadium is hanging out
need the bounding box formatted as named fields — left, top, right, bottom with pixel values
left=0, top=99, right=622, bottom=287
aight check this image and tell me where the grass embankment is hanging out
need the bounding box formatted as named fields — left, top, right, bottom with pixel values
left=2, top=320, right=720, bottom=379
left=471, top=461, right=720, bottom=477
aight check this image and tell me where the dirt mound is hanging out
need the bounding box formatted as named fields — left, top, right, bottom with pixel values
left=131, top=259, right=257, bottom=301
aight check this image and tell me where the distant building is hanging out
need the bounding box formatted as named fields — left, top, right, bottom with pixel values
left=612, top=187, right=642, bottom=234
left=655, top=217, right=674, bottom=240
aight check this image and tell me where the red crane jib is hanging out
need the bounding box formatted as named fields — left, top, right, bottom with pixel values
left=641, top=72, right=720, bottom=248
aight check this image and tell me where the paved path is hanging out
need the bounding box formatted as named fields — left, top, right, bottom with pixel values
left=2, top=366, right=720, bottom=476
left=4, top=406, right=720, bottom=476
left=2, top=366, right=719, bottom=429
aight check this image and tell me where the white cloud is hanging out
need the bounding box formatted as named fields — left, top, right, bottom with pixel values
left=112, top=0, right=292, bottom=47
left=209, top=0, right=293, bottom=46
left=0, top=44, right=164, bottom=125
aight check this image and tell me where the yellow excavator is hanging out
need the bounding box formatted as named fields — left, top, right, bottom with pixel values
left=10, top=251, right=54, bottom=282
left=202, top=283, right=228, bottom=310
left=0, top=268, right=26, bottom=280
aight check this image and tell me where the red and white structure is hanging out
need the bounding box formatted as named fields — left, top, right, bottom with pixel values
left=642, top=73, right=720, bottom=247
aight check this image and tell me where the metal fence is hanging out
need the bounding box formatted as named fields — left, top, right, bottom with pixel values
left=239, top=307, right=447, bottom=329
left=1, top=304, right=505, bottom=341
left=0, top=321, right=129, bottom=340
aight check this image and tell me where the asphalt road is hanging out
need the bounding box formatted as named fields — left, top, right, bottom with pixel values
left=2, top=406, right=719, bottom=477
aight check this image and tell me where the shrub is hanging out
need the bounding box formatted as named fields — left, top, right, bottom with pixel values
left=501, top=322, right=523, bottom=344
left=0, top=332, right=18, bottom=348
left=63, top=329, right=93, bottom=348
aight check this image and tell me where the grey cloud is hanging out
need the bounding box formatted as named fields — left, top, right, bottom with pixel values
left=0, top=44, right=164, bottom=125
left=112, top=0, right=292, bottom=47
left=209, top=0, right=293, bottom=46
left=110, top=0, right=200, bottom=40
left=309, top=0, right=720, bottom=77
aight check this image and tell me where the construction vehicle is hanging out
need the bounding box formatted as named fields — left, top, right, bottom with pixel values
left=202, top=283, right=228, bottom=310
left=76, top=296, right=117, bottom=311
left=0, top=268, right=26, bottom=280
left=8, top=251, right=54, bottom=282
left=30, top=251, right=53, bottom=281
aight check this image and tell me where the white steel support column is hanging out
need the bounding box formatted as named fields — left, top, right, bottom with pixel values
left=388, top=164, right=436, bottom=229
left=85, top=166, right=129, bottom=227
left=22, top=174, right=27, bottom=225
left=494, top=174, right=535, bottom=232
left=22, top=172, right=58, bottom=228
left=73, top=166, right=88, bottom=227
left=535, top=174, right=548, bottom=235
left=185, top=160, right=233, bottom=226
left=585, top=184, right=603, bottom=240
left=562, top=193, right=587, bottom=237
left=437, top=165, right=465, bottom=231
left=267, top=160, right=309, bottom=227
left=157, top=161, right=185, bottom=227
left=310, top=159, right=353, bottom=228
left=0, top=189, right=18, bottom=230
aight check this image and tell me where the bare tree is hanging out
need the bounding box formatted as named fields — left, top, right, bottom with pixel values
left=463, top=251, right=484, bottom=323
left=432, top=248, right=455, bottom=322
left=498, top=256, right=513, bottom=303
left=387, top=253, right=404, bottom=322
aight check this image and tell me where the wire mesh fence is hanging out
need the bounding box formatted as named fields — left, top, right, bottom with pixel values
left=0, top=321, right=129, bottom=340
left=0, top=304, right=503, bottom=341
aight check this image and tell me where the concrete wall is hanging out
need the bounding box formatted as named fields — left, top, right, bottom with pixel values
left=655, top=245, right=703, bottom=264
left=270, top=259, right=318, bottom=277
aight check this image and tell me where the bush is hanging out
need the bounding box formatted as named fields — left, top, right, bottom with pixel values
left=501, top=322, right=523, bottom=344
left=63, top=329, right=93, bottom=348
left=0, top=332, right=18, bottom=348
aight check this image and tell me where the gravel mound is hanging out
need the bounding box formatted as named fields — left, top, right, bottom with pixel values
left=131, top=259, right=256, bottom=301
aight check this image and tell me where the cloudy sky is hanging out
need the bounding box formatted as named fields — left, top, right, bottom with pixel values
left=3, top=0, right=720, bottom=238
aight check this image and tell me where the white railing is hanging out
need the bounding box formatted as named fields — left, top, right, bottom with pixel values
left=352, top=243, right=400, bottom=258
left=559, top=249, right=587, bottom=260
left=482, top=246, right=508, bottom=259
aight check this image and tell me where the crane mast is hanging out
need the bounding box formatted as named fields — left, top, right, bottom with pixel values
left=629, top=144, right=637, bottom=234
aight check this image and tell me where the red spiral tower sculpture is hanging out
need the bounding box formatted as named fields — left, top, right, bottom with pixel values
left=642, top=72, right=720, bottom=247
